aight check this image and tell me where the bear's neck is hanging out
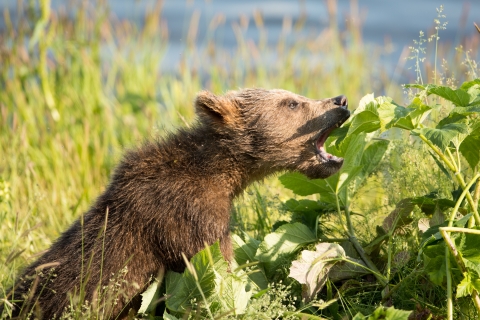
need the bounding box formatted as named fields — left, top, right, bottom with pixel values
left=164, top=124, right=263, bottom=197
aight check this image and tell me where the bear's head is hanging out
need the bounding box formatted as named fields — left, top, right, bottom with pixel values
left=195, top=88, right=350, bottom=180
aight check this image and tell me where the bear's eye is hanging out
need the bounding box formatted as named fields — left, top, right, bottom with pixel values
left=288, top=101, right=299, bottom=110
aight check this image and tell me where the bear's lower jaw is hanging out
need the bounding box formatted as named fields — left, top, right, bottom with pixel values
left=316, top=148, right=343, bottom=164
left=299, top=156, right=344, bottom=179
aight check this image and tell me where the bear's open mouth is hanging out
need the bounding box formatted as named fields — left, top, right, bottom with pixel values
left=315, top=115, right=349, bottom=163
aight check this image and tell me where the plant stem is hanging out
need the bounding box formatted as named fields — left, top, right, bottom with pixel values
left=440, top=228, right=480, bottom=314
left=419, top=134, right=480, bottom=224
left=445, top=148, right=458, bottom=172
left=340, top=199, right=388, bottom=287
left=473, top=172, right=480, bottom=212
left=445, top=244, right=453, bottom=320
left=440, top=227, right=480, bottom=235
left=448, top=174, right=480, bottom=227
left=442, top=175, right=480, bottom=318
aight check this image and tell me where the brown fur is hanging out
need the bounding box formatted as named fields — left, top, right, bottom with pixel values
left=4, top=88, right=349, bottom=319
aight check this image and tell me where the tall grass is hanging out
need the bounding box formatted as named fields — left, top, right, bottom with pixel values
left=0, top=0, right=479, bottom=317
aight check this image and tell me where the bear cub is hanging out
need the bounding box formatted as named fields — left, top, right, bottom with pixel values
left=6, top=88, right=350, bottom=319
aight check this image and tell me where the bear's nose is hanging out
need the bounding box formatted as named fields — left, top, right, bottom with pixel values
left=332, top=95, right=348, bottom=109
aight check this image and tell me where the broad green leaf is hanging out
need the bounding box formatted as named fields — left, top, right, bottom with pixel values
left=427, top=258, right=446, bottom=286
left=283, top=199, right=333, bottom=213
left=467, top=83, right=480, bottom=105
left=412, top=122, right=469, bottom=151
left=352, top=139, right=389, bottom=193
left=422, top=248, right=447, bottom=285
left=376, top=99, right=397, bottom=130
left=456, top=231, right=480, bottom=275
left=428, top=85, right=470, bottom=107
left=348, top=110, right=380, bottom=136
left=232, top=233, right=268, bottom=290
left=355, top=93, right=376, bottom=114
left=374, top=306, right=412, bottom=320
left=379, top=97, right=431, bottom=130
left=451, top=105, right=480, bottom=115
left=336, top=166, right=363, bottom=194
left=217, top=274, right=252, bottom=315
left=232, top=233, right=258, bottom=266
left=279, top=172, right=336, bottom=204
left=289, top=243, right=345, bottom=302
left=460, top=79, right=480, bottom=91
left=138, top=278, right=161, bottom=314
left=329, top=125, right=350, bottom=147
left=340, top=133, right=367, bottom=167
left=283, top=199, right=335, bottom=231
left=406, top=98, right=433, bottom=127
left=163, top=311, right=180, bottom=320
left=460, top=121, right=480, bottom=170
left=331, top=133, right=367, bottom=199
left=412, top=196, right=455, bottom=217
left=255, top=223, right=316, bottom=277
left=456, top=272, right=480, bottom=298
left=165, top=242, right=226, bottom=314
left=435, top=114, right=470, bottom=148
left=353, top=306, right=411, bottom=320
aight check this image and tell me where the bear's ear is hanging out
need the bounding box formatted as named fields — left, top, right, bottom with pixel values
left=195, top=91, right=240, bottom=126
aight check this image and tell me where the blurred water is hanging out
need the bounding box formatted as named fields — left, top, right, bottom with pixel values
left=2, top=0, right=479, bottom=77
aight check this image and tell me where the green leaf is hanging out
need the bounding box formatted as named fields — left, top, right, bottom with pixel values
left=289, top=243, right=345, bottom=301
left=353, top=306, right=411, bottom=320
left=422, top=245, right=447, bottom=285
left=377, top=306, right=412, bottom=320
left=382, top=97, right=431, bottom=130
left=457, top=231, right=480, bottom=276
left=460, top=121, right=480, bottom=170
left=404, top=98, right=432, bottom=128
left=217, top=274, right=252, bottom=315
left=232, top=233, right=268, bottom=290
left=467, top=83, right=480, bottom=106
left=279, top=172, right=335, bottom=203
left=451, top=105, right=480, bottom=115
left=138, top=278, right=161, bottom=314
left=283, top=199, right=335, bottom=231
left=348, top=110, right=380, bottom=135
left=412, top=122, right=469, bottom=151
left=460, top=79, right=480, bottom=91
left=329, top=125, right=350, bottom=148
left=456, top=271, right=480, bottom=298
left=283, top=199, right=331, bottom=213
left=333, top=133, right=367, bottom=196
left=428, top=85, right=470, bottom=107
left=336, top=166, right=363, bottom=194
left=165, top=242, right=226, bottom=314
left=413, top=196, right=455, bottom=217
left=163, top=311, right=181, bottom=320
left=232, top=233, right=258, bottom=266
left=352, top=139, right=389, bottom=193
left=255, top=223, right=316, bottom=277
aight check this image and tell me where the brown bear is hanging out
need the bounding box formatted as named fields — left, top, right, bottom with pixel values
left=3, top=88, right=349, bottom=319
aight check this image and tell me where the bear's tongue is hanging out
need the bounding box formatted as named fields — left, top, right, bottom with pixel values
left=315, top=127, right=342, bottom=163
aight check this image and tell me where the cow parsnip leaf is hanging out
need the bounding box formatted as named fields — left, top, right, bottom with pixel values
left=255, top=223, right=316, bottom=277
